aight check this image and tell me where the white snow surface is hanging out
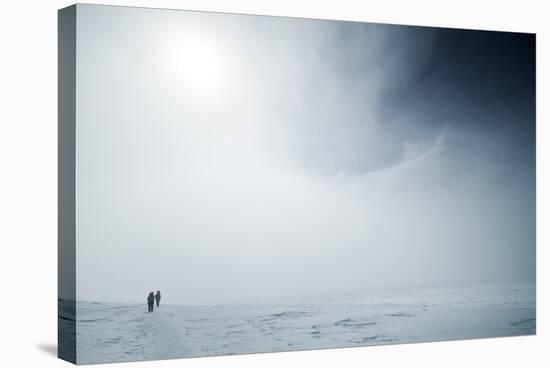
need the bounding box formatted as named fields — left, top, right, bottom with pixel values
left=70, top=284, right=535, bottom=364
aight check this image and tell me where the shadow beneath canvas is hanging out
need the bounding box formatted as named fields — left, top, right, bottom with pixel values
left=36, top=343, right=57, bottom=357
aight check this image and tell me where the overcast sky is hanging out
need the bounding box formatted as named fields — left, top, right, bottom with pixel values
left=74, top=5, right=535, bottom=305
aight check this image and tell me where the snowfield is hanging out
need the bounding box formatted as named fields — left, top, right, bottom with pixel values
left=64, top=284, right=535, bottom=364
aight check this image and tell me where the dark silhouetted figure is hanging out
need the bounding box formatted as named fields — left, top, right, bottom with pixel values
left=147, top=292, right=155, bottom=312
left=155, top=290, right=161, bottom=308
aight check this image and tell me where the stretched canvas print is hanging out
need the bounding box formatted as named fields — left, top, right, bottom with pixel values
left=58, top=4, right=536, bottom=364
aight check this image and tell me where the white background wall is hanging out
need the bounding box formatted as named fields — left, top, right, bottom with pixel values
left=0, top=0, right=547, bottom=367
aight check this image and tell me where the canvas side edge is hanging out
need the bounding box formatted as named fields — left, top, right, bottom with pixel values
left=58, top=4, right=77, bottom=365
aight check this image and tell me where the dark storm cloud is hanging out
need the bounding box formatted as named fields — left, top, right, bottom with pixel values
left=285, top=23, right=535, bottom=176
left=380, top=27, right=535, bottom=152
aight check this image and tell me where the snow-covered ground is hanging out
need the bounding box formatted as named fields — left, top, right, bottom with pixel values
left=65, top=284, right=535, bottom=364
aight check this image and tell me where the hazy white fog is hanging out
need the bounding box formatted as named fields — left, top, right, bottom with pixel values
left=74, top=5, right=535, bottom=304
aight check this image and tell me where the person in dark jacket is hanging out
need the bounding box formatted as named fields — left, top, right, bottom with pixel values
left=147, top=292, right=155, bottom=312
left=155, top=290, right=161, bottom=308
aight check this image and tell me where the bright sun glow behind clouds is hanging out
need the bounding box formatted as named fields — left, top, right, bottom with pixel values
left=165, top=35, right=226, bottom=94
